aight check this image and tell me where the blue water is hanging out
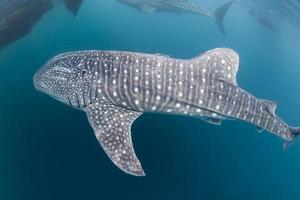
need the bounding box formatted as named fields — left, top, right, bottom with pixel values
left=1, top=0, right=300, bottom=199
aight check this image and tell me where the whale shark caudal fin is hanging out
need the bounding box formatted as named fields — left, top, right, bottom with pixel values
left=283, top=127, right=300, bottom=151
left=214, top=1, right=233, bottom=35
left=85, top=100, right=144, bottom=176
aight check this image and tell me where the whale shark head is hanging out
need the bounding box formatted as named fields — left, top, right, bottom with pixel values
left=33, top=54, right=73, bottom=105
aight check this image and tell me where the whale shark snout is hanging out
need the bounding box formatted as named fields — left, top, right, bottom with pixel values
left=33, top=65, right=48, bottom=92
left=34, top=56, right=73, bottom=104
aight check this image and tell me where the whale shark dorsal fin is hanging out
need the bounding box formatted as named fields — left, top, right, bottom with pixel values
left=85, top=100, right=144, bottom=176
left=191, top=48, right=239, bottom=86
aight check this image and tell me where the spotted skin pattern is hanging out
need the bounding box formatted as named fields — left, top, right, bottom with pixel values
left=34, top=48, right=300, bottom=176
left=117, top=0, right=233, bottom=34
left=117, top=0, right=212, bottom=17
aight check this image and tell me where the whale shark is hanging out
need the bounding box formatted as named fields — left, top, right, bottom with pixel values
left=117, top=0, right=233, bottom=35
left=62, top=0, right=84, bottom=15
left=34, top=48, right=300, bottom=176
left=0, top=0, right=53, bottom=49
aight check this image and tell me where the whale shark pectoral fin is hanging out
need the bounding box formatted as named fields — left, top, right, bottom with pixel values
left=202, top=117, right=222, bottom=125
left=260, top=99, right=277, bottom=116
left=191, top=48, right=239, bottom=86
left=85, top=100, right=144, bottom=176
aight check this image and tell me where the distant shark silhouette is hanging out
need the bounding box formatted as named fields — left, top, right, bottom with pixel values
left=249, top=10, right=280, bottom=34
left=34, top=48, right=300, bottom=176
left=117, top=0, right=233, bottom=35
left=0, top=0, right=53, bottom=49
left=0, top=0, right=84, bottom=50
left=62, top=0, right=84, bottom=15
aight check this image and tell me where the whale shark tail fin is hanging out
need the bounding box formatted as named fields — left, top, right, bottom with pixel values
left=214, top=1, right=233, bottom=35
left=283, top=127, right=300, bottom=151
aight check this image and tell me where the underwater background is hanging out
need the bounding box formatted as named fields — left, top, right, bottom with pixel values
left=1, top=0, right=300, bottom=199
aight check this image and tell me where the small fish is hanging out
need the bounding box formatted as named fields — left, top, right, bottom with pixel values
left=117, top=0, right=233, bottom=35
left=34, top=48, right=300, bottom=176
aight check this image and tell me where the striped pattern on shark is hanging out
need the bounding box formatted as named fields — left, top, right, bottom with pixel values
left=33, top=48, right=300, bottom=176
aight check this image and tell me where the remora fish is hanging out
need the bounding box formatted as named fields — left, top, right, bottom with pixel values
left=117, top=0, right=233, bottom=35
left=34, top=48, right=300, bottom=176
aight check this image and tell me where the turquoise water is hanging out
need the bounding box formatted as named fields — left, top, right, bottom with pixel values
left=1, top=0, right=300, bottom=199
